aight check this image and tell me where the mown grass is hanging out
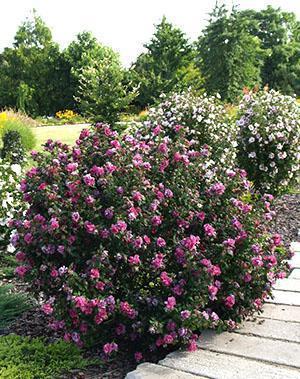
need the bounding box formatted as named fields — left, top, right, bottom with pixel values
left=31, top=124, right=89, bottom=151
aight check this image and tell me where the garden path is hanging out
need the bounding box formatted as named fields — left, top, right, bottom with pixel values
left=126, top=242, right=300, bottom=379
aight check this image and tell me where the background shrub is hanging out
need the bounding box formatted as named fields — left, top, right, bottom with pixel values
left=237, top=89, right=300, bottom=194
left=145, top=90, right=237, bottom=167
left=1, top=131, right=25, bottom=164
left=0, top=118, right=36, bottom=151
left=13, top=124, right=289, bottom=359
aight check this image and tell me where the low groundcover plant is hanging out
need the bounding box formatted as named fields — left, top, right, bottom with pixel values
left=12, top=122, right=289, bottom=361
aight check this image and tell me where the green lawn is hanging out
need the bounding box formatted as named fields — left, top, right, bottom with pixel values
left=32, top=124, right=90, bottom=150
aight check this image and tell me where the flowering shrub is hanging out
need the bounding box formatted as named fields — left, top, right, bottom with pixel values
left=237, top=90, right=300, bottom=194
left=0, top=160, right=23, bottom=250
left=144, top=90, right=237, bottom=167
left=12, top=123, right=289, bottom=359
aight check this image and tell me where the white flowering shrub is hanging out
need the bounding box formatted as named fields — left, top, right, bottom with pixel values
left=0, top=160, right=23, bottom=249
left=237, top=90, right=300, bottom=194
left=143, top=90, right=237, bottom=167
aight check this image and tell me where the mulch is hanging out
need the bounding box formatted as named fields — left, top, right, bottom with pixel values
left=270, top=192, right=300, bottom=246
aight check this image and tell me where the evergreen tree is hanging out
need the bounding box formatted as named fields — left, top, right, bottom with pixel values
left=130, top=17, right=199, bottom=108
left=197, top=4, right=265, bottom=102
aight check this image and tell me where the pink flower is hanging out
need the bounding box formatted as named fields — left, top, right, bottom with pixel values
left=134, top=352, right=143, bottom=362
left=24, top=233, right=33, bottom=244
left=225, top=294, right=235, bottom=308
left=158, top=143, right=168, bottom=154
left=50, top=269, right=58, bottom=278
left=156, top=237, right=166, bottom=247
left=207, top=265, right=221, bottom=276
left=243, top=273, right=252, bottom=282
left=151, top=253, right=164, bottom=269
left=187, top=340, right=197, bottom=352
left=208, top=285, right=218, bottom=299
left=128, top=254, right=141, bottom=266
left=90, top=268, right=100, bottom=279
left=66, top=163, right=78, bottom=173
left=15, top=265, right=28, bottom=278
left=272, top=234, right=282, bottom=246
left=90, top=165, right=105, bottom=176
left=42, top=303, right=54, bottom=315
left=182, top=235, right=200, bottom=250
left=160, top=271, right=172, bottom=286
left=132, top=191, right=143, bottom=202
left=120, top=301, right=137, bottom=319
left=251, top=256, right=264, bottom=267
left=180, top=310, right=191, bottom=319
left=152, top=125, right=161, bottom=135
left=165, top=296, right=176, bottom=310
left=163, top=334, right=174, bottom=344
left=83, top=174, right=95, bottom=187
left=85, top=221, right=96, bottom=234
left=72, top=212, right=80, bottom=223
left=95, top=281, right=105, bottom=291
left=103, top=342, right=118, bottom=356
left=50, top=218, right=59, bottom=230
left=204, top=224, right=216, bottom=238
left=151, top=215, right=163, bottom=226
left=208, top=182, right=225, bottom=196
left=15, top=251, right=25, bottom=262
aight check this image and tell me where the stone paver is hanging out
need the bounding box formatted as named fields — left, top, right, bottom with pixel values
left=274, top=278, right=300, bottom=292
left=125, top=363, right=205, bottom=379
left=290, top=268, right=300, bottom=279
left=291, top=242, right=300, bottom=253
left=126, top=242, right=300, bottom=378
left=235, top=318, right=300, bottom=343
left=257, top=303, right=300, bottom=322
left=266, top=289, right=300, bottom=305
left=199, top=330, right=300, bottom=368
left=160, top=350, right=300, bottom=379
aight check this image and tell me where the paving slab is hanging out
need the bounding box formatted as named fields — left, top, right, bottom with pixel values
left=257, top=303, right=300, bottom=322
left=274, top=278, right=300, bottom=292
left=266, top=289, right=300, bottom=305
left=290, top=253, right=300, bottom=269
left=125, top=362, right=205, bottom=379
left=291, top=242, right=300, bottom=253
left=290, top=269, right=300, bottom=279
left=235, top=318, right=300, bottom=343
left=160, top=349, right=300, bottom=379
left=200, top=330, right=300, bottom=368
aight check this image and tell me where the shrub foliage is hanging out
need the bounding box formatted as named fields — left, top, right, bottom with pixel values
left=12, top=124, right=289, bottom=359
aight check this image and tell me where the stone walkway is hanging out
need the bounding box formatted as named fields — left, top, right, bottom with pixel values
left=126, top=242, right=300, bottom=379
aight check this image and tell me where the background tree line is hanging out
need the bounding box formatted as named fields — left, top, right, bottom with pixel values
left=0, top=4, right=299, bottom=121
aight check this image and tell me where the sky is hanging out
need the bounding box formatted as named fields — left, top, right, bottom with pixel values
left=1, top=0, right=300, bottom=67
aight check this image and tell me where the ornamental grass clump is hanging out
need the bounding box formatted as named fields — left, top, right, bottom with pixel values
left=12, top=123, right=289, bottom=360
left=144, top=90, right=237, bottom=167
left=237, top=89, right=300, bottom=194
